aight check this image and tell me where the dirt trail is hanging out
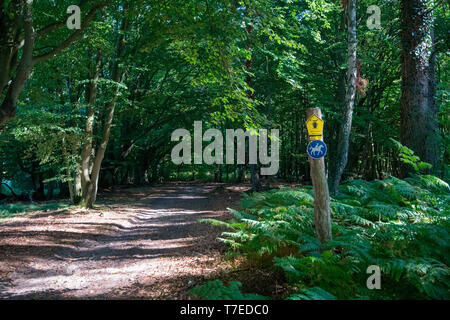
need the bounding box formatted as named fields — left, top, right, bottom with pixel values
left=0, top=183, right=246, bottom=299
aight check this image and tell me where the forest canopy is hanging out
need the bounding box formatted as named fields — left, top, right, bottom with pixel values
left=0, top=0, right=448, bottom=205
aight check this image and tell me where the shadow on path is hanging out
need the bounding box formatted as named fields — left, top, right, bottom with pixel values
left=0, top=183, right=242, bottom=299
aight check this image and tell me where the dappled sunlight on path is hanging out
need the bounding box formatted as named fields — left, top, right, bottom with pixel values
left=0, top=183, right=243, bottom=299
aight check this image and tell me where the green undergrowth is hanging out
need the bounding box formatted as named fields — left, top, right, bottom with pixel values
left=0, top=201, right=71, bottom=220
left=189, top=280, right=269, bottom=300
left=190, top=174, right=450, bottom=300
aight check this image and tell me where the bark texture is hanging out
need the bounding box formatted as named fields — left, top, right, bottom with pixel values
left=329, top=0, right=357, bottom=195
left=400, top=0, right=440, bottom=175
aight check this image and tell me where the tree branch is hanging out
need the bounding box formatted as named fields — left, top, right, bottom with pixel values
left=0, top=1, right=35, bottom=126
left=32, top=0, right=111, bottom=65
left=35, top=0, right=91, bottom=39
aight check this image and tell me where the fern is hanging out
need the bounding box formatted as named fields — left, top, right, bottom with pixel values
left=286, top=287, right=336, bottom=300
left=200, top=173, right=450, bottom=300
left=406, top=174, right=450, bottom=193
left=189, top=280, right=269, bottom=300
left=390, top=138, right=433, bottom=173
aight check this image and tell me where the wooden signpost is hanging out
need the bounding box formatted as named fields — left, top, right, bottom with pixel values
left=306, top=108, right=332, bottom=244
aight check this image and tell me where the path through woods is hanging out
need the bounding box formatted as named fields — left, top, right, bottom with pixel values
left=0, top=183, right=251, bottom=299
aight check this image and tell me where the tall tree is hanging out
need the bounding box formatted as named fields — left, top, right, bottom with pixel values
left=245, top=23, right=263, bottom=192
left=80, top=10, right=128, bottom=208
left=400, top=0, right=440, bottom=174
left=329, top=0, right=357, bottom=194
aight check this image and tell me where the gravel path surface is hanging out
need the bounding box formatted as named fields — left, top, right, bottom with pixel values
left=0, top=183, right=244, bottom=299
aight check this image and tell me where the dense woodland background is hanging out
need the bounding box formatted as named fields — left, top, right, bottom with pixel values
left=0, top=0, right=449, bottom=300
left=1, top=0, right=448, bottom=204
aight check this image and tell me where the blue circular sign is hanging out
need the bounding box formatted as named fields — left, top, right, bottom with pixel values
left=307, top=140, right=327, bottom=159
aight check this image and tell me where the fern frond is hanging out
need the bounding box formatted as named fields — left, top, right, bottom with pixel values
left=286, top=287, right=337, bottom=300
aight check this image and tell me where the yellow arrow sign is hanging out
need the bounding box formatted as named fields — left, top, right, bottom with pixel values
left=306, top=114, right=324, bottom=140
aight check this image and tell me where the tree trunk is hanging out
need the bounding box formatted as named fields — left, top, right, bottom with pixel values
left=80, top=15, right=128, bottom=208
left=400, top=0, right=439, bottom=176
left=0, top=1, right=22, bottom=94
left=250, top=164, right=261, bottom=192
left=47, top=180, right=55, bottom=200
left=80, top=51, right=102, bottom=208
left=244, top=24, right=262, bottom=192
left=329, top=0, right=357, bottom=195
left=32, top=171, right=45, bottom=201
left=0, top=1, right=35, bottom=127
left=427, top=27, right=439, bottom=172
left=236, top=164, right=245, bottom=183
left=73, top=165, right=82, bottom=203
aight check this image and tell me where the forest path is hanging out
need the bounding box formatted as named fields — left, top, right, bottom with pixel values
left=0, top=183, right=245, bottom=299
